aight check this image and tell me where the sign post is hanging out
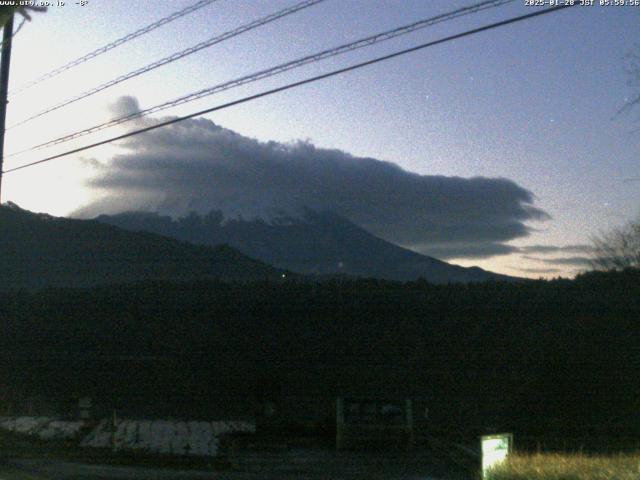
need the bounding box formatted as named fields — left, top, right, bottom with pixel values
left=480, top=433, right=513, bottom=479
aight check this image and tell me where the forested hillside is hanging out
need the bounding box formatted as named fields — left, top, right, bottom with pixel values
left=0, top=270, right=637, bottom=434
left=0, top=203, right=285, bottom=289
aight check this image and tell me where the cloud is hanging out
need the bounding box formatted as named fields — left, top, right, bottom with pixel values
left=518, top=244, right=591, bottom=254
left=522, top=255, right=593, bottom=267
left=423, top=242, right=520, bottom=260
left=542, top=256, right=593, bottom=266
left=76, top=96, right=549, bottom=259
left=109, top=95, right=141, bottom=118
left=513, top=266, right=561, bottom=274
left=516, top=244, right=594, bottom=271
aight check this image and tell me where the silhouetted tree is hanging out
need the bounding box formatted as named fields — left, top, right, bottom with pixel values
left=591, top=219, right=640, bottom=270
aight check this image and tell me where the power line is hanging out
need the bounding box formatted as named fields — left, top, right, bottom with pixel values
left=9, top=0, right=219, bottom=96
left=2, top=4, right=576, bottom=176
left=8, top=0, right=326, bottom=129
left=10, top=0, right=515, bottom=157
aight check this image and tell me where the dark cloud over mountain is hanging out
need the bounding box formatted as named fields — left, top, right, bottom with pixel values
left=76, top=97, right=548, bottom=260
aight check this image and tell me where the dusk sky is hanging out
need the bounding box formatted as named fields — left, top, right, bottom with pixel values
left=2, top=0, right=639, bottom=278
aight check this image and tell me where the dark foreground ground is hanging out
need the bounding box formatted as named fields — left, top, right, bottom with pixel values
left=2, top=448, right=473, bottom=480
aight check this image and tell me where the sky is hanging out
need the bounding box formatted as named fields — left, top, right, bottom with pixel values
left=1, top=0, right=639, bottom=278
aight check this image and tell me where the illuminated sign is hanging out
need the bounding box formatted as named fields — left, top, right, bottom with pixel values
left=481, top=433, right=513, bottom=479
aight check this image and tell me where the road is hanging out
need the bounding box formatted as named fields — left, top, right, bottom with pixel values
left=4, top=449, right=472, bottom=480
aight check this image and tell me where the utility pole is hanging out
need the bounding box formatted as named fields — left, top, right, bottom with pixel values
left=0, top=14, right=14, bottom=204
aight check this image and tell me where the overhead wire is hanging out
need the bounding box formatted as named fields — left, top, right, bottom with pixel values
left=8, top=0, right=515, bottom=158
left=2, top=4, right=578, bottom=176
left=8, top=0, right=326, bottom=129
left=9, top=0, right=219, bottom=96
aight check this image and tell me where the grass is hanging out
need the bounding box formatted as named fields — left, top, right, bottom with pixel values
left=487, top=452, right=640, bottom=480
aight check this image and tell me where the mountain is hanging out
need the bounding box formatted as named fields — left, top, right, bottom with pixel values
left=0, top=203, right=285, bottom=290
left=95, top=209, right=516, bottom=283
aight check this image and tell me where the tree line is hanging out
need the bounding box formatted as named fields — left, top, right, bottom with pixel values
left=0, top=269, right=638, bottom=434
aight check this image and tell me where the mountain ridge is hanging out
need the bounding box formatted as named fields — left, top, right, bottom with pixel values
left=0, top=202, right=285, bottom=290
left=95, top=208, right=517, bottom=283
